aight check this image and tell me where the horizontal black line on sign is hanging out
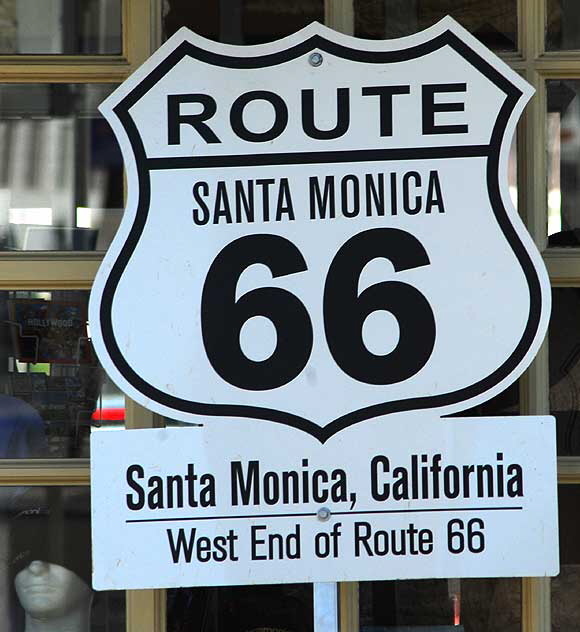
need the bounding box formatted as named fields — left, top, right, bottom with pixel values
left=126, top=505, right=522, bottom=524
left=145, top=145, right=492, bottom=171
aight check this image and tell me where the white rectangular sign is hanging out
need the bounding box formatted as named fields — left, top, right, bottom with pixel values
left=91, top=414, right=558, bottom=590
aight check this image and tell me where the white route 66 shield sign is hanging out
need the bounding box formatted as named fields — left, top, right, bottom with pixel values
left=89, top=18, right=550, bottom=442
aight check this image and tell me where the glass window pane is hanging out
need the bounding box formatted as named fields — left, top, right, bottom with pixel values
left=0, top=485, right=124, bottom=630
left=0, top=84, right=123, bottom=252
left=546, top=80, right=580, bottom=247
left=354, top=1, right=517, bottom=51
left=0, top=0, right=121, bottom=54
left=552, top=485, right=580, bottom=631
left=360, top=577, right=521, bottom=630
left=508, top=133, right=518, bottom=211
left=549, top=288, right=580, bottom=455
left=162, top=0, right=324, bottom=45
left=0, top=289, right=124, bottom=459
left=167, top=584, right=313, bottom=631
left=547, top=0, right=580, bottom=51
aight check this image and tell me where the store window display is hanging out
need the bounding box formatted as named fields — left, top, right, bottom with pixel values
left=0, top=83, right=123, bottom=253
left=1, top=486, right=124, bottom=632
left=0, top=290, right=125, bottom=459
left=354, top=0, right=517, bottom=50
left=0, top=394, right=47, bottom=459
left=14, top=561, right=93, bottom=632
left=167, top=584, right=313, bottom=632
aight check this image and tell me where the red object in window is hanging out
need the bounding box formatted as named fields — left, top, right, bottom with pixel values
left=92, top=407, right=125, bottom=421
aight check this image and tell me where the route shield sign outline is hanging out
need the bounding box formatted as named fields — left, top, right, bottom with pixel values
left=89, top=18, right=550, bottom=441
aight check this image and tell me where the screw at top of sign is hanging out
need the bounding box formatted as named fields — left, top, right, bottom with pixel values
left=309, top=52, right=323, bottom=67
left=317, top=506, right=331, bottom=521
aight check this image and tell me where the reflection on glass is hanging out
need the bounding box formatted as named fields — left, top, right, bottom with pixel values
left=0, top=486, right=124, bottom=631
left=546, top=80, right=580, bottom=246
left=0, top=290, right=124, bottom=459
left=360, top=580, right=456, bottom=628
left=549, top=288, right=580, bottom=455
left=552, top=485, right=580, bottom=631
left=162, top=0, right=324, bottom=44
left=167, top=584, right=313, bottom=632
left=546, top=0, right=580, bottom=51
left=0, top=84, right=123, bottom=252
left=508, top=134, right=518, bottom=210
left=354, top=0, right=517, bottom=51
left=0, top=0, right=121, bottom=54
left=360, top=578, right=520, bottom=630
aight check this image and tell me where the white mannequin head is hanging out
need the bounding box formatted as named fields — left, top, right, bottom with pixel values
left=14, top=560, right=92, bottom=631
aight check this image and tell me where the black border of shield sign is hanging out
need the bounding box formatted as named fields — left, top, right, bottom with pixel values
left=100, top=28, right=541, bottom=443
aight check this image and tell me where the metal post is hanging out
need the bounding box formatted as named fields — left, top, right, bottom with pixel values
left=314, top=582, right=339, bottom=632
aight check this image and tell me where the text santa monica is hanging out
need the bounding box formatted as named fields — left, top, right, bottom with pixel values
left=124, top=451, right=522, bottom=512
